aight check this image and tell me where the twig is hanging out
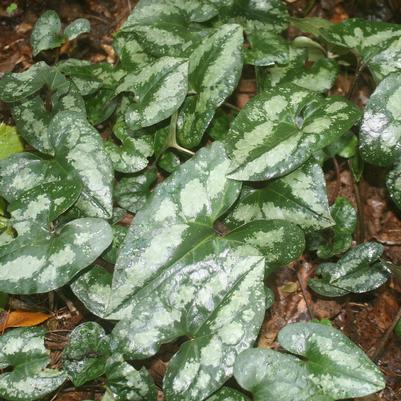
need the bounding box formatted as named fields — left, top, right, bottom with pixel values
left=297, top=260, right=314, bottom=320
left=223, top=102, right=241, bottom=112
left=371, top=304, right=401, bottom=361
left=56, top=290, right=78, bottom=314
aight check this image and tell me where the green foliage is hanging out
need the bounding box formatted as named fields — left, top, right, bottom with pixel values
left=234, top=322, right=385, bottom=401
left=31, top=10, right=90, bottom=55
left=1, top=0, right=399, bottom=399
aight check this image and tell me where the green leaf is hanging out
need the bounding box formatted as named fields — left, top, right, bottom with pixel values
left=158, top=150, right=180, bottom=173
left=115, top=168, right=157, bottom=213
left=49, top=111, right=114, bottom=218
left=11, top=81, right=86, bottom=154
left=64, top=18, right=91, bottom=40
left=0, top=124, right=23, bottom=160
left=206, top=387, right=250, bottom=401
left=387, top=161, right=401, bottom=210
left=62, top=322, right=110, bottom=387
left=176, top=24, right=243, bottom=148
left=234, top=322, right=385, bottom=401
left=308, top=197, right=356, bottom=259
left=290, top=17, right=333, bottom=37
left=31, top=10, right=64, bottom=56
left=224, top=219, right=305, bottom=270
left=225, top=161, right=334, bottom=233
left=109, top=141, right=241, bottom=314
left=258, top=47, right=338, bottom=92
left=116, top=0, right=213, bottom=59
left=224, top=84, right=361, bottom=181
left=71, top=265, right=116, bottom=320
left=102, top=225, right=128, bottom=265
left=105, top=354, right=157, bottom=401
left=86, top=88, right=119, bottom=125
left=309, top=242, right=390, bottom=297
left=0, top=62, right=50, bottom=102
left=245, top=30, right=289, bottom=67
left=320, top=18, right=401, bottom=81
left=120, top=57, right=188, bottom=130
left=104, top=129, right=153, bottom=174
left=360, top=72, right=401, bottom=167
left=0, top=327, right=66, bottom=401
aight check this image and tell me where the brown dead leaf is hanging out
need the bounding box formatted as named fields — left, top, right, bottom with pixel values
left=0, top=310, right=50, bottom=331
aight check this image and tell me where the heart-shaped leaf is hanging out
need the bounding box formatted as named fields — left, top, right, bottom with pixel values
left=224, top=84, right=361, bottom=181
left=308, top=197, right=356, bottom=259
left=109, top=141, right=241, bottom=313
left=62, top=322, right=111, bottom=387
left=309, top=242, right=390, bottom=297
left=120, top=57, right=188, bottom=130
left=320, top=18, right=401, bottom=81
left=176, top=24, right=243, bottom=148
left=0, top=180, right=112, bottom=294
left=48, top=111, right=114, bottom=218
left=0, top=327, right=66, bottom=401
left=112, top=240, right=265, bottom=401
left=225, top=161, right=334, bottom=233
left=31, top=10, right=64, bottom=56
left=360, top=72, right=401, bottom=167
left=0, top=124, right=23, bottom=160
left=115, top=168, right=157, bottom=213
left=64, top=18, right=91, bottom=40
left=234, top=322, right=385, bottom=401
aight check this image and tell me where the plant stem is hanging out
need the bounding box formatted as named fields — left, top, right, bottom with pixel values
left=167, top=112, right=195, bottom=156
left=223, top=102, right=241, bottom=112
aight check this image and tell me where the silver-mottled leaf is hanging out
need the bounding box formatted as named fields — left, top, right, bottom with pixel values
left=224, top=84, right=361, bottom=181
left=225, top=161, right=333, bottom=233
left=176, top=24, right=243, bottom=148
left=64, top=18, right=91, bottom=40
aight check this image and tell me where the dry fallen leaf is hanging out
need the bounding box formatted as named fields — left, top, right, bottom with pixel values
left=0, top=310, right=50, bottom=331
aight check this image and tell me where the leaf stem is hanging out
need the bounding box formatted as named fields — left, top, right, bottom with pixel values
left=223, top=102, right=241, bottom=112
left=348, top=159, right=365, bottom=244
left=347, top=60, right=365, bottom=100
left=167, top=112, right=195, bottom=156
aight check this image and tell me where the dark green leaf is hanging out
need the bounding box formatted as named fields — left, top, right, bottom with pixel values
left=206, top=387, right=250, bottom=401
left=224, top=84, right=361, bottom=181
left=309, top=242, right=390, bottom=297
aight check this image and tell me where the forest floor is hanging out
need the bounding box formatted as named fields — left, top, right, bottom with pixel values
left=1, top=0, right=401, bottom=400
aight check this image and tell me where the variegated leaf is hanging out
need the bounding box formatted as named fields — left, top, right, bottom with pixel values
left=120, top=57, right=188, bottom=130
left=224, top=84, right=361, bottom=181
left=48, top=111, right=114, bottom=218
left=0, top=327, right=66, bottom=401
left=206, top=387, right=250, bottom=401
left=234, top=322, right=385, bottom=401
left=176, top=24, right=243, bottom=148
left=320, top=18, right=401, bottom=81
left=360, top=72, right=401, bottom=167
left=64, top=18, right=91, bottom=40
left=309, top=242, right=390, bottom=297
left=225, top=161, right=334, bottom=233
left=30, top=10, right=64, bottom=56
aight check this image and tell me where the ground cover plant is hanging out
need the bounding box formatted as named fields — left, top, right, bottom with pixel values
left=1, top=0, right=401, bottom=400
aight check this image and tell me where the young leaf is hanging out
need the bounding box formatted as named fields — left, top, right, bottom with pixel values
left=115, top=168, right=157, bottom=213
left=308, top=197, right=356, bottom=259
left=234, top=322, right=385, bottom=401
left=0, top=124, right=23, bottom=160
left=224, top=219, right=305, bottom=270
left=62, top=322, right=111, bottom=387
left=224, top=84, right=361, bottom=181
left=0, top=327, right=66, bottom=401
left=309, top=242, right=390, bottom=297
left=64, top=18, right=91, bottom=41
left=320, top=18, right=401, bottom=81
left=176, top=24, right=243, bottom=148
left=225, top=161, right=334, bottom=233
left=31, top=10, right=64, bottom=56
left=105, top=354, right=157, bottom=401
left=290, top=16, right=333, bottom=37
left=360, top=72, right=401, bottom=167
left=120, top=57, right=188, bottom=130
